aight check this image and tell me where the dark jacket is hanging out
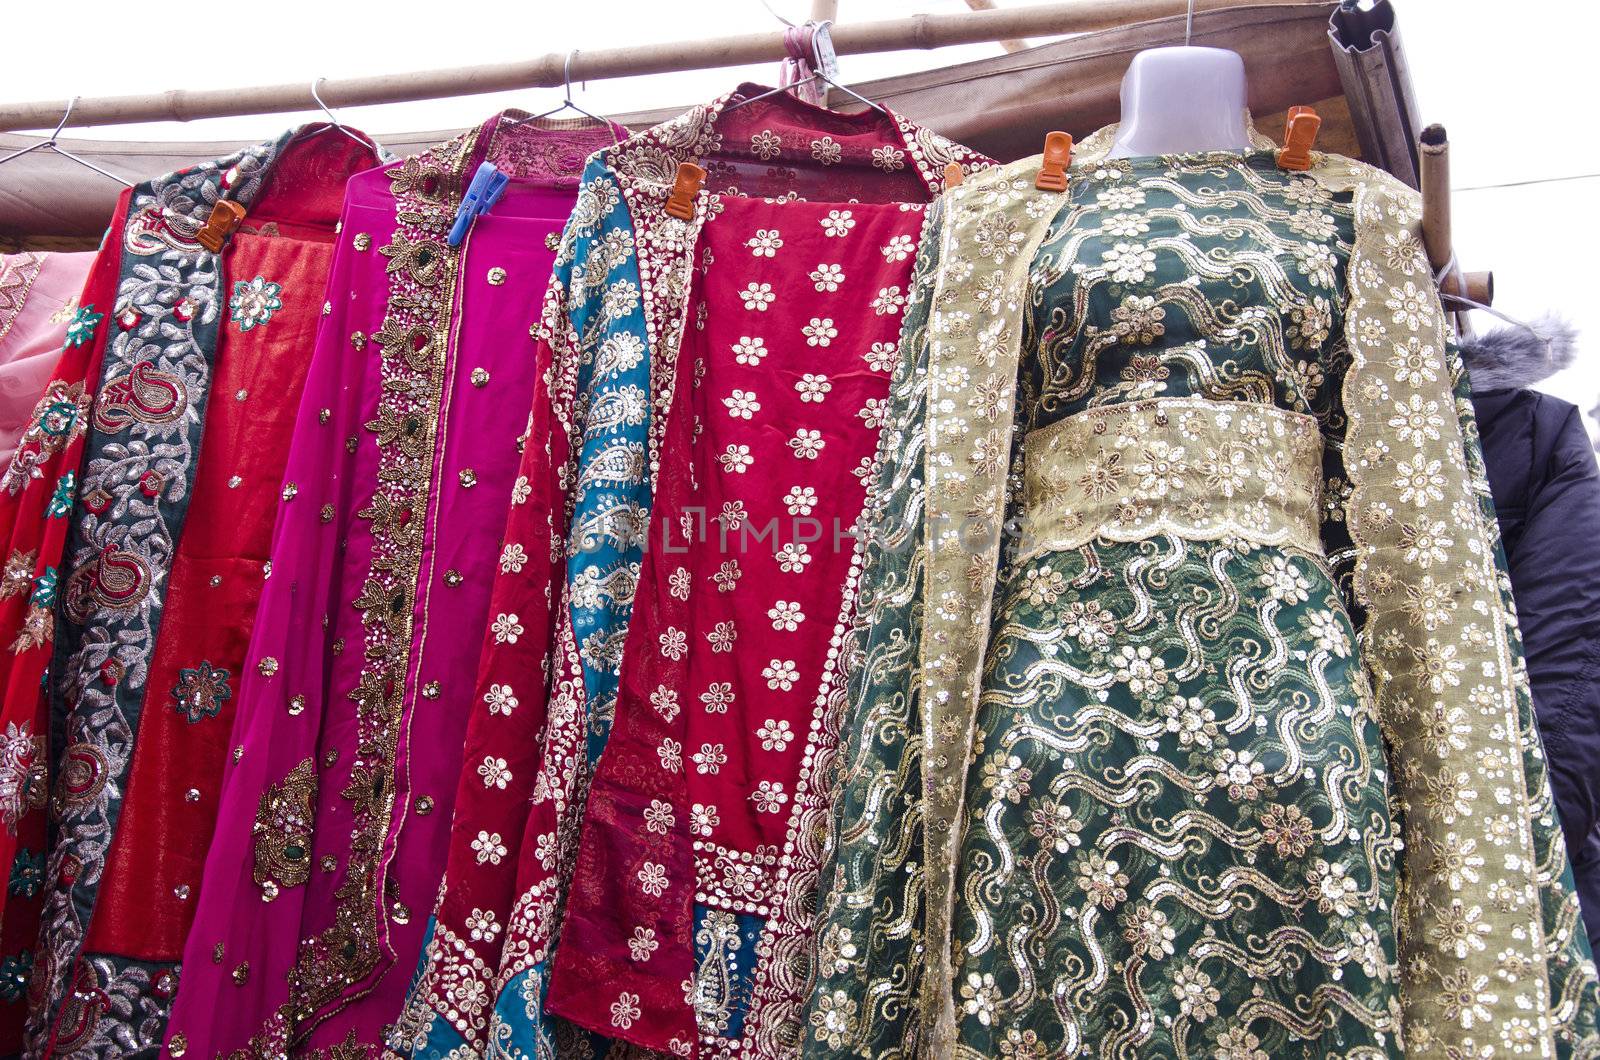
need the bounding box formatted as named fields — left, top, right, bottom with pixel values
left=1465, top=320, right=1600, bottom=949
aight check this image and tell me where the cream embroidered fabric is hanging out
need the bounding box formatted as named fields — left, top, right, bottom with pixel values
left=1019, top=396, right=1324, bottom=562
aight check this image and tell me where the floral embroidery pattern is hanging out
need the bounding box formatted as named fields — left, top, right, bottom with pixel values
left=228, top=276, right=283, bottom=332
left=549, top=195, right=919, bottom=1057
left=171, top=661, right=232, bottom=724
left=62, top=304, right=103, bottom=348
left=1020, top=397, right=1325, bottom=560
left=2, top=380, right=91, bottom=497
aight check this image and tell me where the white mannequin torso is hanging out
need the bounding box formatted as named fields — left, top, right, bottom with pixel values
left=1108, top=46, right=1251, bottom=158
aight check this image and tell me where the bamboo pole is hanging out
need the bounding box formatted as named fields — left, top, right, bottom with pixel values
left=964, top=0, right=1032, bottom=52
left=0, top=0, right=1231, bottom=132
left=1419, top=123, right=1452, bottom=276
left=1419, top=123, right=1493, bottom=314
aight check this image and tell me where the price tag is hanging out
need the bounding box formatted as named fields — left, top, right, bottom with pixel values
left=812, top=20, right=840, bottom=80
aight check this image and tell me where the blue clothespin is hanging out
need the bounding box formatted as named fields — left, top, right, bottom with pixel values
left=448, top=162, right=509, bottom=247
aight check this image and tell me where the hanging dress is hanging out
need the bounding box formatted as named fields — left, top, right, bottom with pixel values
left=0, top=251, right=95, bottom=467
left=0, top=132, right=374, bottom=1053
left=161, top=115, right=617, bottom=1060
left=0, top=214, right=130, bottom=1054
left=803, top=128, right=1600, bottom=1060
left=391, top=86, right=988, bottom=1060
left=22, top=128, right=382, bottom=1060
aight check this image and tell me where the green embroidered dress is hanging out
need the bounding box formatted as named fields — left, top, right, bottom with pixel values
left=805, top=128, right=1600, bottom=1060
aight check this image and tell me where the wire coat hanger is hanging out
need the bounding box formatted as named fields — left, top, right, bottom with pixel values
left=507, top=51, right=624, bottom=146
left=300, top=78, right=390, bottom=159
left=0, top=97, right=132, bottom=187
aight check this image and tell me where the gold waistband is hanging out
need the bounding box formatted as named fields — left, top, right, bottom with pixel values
left=1019, top=396, right=1324, bottom=560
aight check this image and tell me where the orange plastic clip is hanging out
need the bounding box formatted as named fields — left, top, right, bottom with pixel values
left=665, top=162, right=707, bottom=220
left=943, top=162, right=965, bottom=189
left=1035, top=131, right=1073, bottom=191
left=1276, top=106, right=1321, bottom=171
left=195, top=199, right=247, bottom=253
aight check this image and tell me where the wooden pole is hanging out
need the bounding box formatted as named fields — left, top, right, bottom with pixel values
left=964, top=0, right=1032, bottom=52
left=1419, top=123, right=1453, bottom=276
left=0, top=0, right=1225, bottom=132
left=809, top=0, right=840, bottom=24
left=1419, top=124, right=1493, bottom=316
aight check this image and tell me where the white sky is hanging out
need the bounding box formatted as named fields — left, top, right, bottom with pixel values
left=8, top=0, right=1600, bottom=427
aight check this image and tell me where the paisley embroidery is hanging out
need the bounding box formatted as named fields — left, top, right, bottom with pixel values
left=49, top=961, right=113, bottom=1053
left=91, top=359, right=189, bottom=433
left=229, top=276, right=283, bottom=332
left=172, top=661, right=233, bottom=723
left=252, top=757, right=318, bottom=892
left=60, top=544, right=153, bottom=624
left=125, top=204, right=205, bottom=256
left=53, top=743, right=111, bottom=814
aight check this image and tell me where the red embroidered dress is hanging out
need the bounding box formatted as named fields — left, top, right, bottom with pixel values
left=0, top=195, right=130, bottom=1048
left=393, top=86, right=989, bottom=1060
left=550, top=194, right=928, bottom=1057
left=21, top=131, right=379, bottom=1059
left=7, top=128, right=380, bottom=1056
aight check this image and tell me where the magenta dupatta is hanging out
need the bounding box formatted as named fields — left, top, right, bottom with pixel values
left=164, top=117, right=616, bottom=1059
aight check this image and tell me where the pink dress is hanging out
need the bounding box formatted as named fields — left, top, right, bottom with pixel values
left=0, top=252, right=93, bottom=467
left=163, top=115, right=617, bottom=1059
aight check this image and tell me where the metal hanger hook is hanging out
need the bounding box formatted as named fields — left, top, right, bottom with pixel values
left=310, top=77, right=340, bottom=125
left=757, top=0, right=797, bottom=28
left=0, top=94, right=131, bottom=187
left=47, top=96, right=78, bottom=146
left=1185, top=0, right=1196, bottom=46
left=564, top=50, right=579, bottom=106
left=807, top=20, right=830, bottom=70
left=303, top=77, right=389, bottom=160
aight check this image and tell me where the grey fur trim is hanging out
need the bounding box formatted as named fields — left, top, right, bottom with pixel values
left=1460, top=315, right=1578, bottom=391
